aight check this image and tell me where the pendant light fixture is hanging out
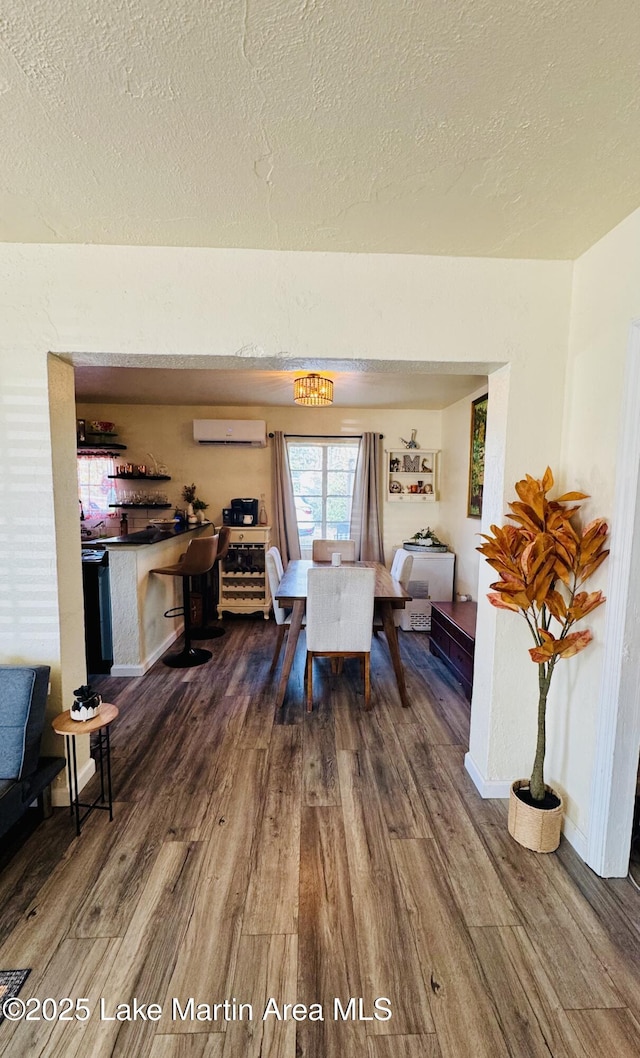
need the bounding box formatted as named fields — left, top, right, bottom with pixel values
left=293, top=374, right=334, bottom=407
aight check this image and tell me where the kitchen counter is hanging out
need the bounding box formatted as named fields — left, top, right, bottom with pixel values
left=100, top=522, right=211, bottom=546
left=101, top=523, right=213, bottom=676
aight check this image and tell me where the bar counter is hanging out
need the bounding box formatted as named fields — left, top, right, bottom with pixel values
left=102, top=523, right=213, bottom=676
left=99, top=521, right=211, bottom=546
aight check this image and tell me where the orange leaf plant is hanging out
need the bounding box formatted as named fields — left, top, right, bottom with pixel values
left=477, top=468, right=609, bottom=802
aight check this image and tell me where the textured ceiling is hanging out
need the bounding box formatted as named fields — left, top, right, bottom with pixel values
left=2, top=0, right=640, bottom=258
left=74, top=365, right=487, bottom=409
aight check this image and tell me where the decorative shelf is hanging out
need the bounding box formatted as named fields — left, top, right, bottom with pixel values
left=108, top=474, right=171, bottom=481
left=78, top=442, right=127, bottom=453
left=386, top=448, right=439, bottom=502
left=109, top=503, right=172, bottom=510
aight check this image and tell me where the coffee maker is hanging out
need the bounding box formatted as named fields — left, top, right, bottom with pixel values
left=222, top=498, right=259, bottom=526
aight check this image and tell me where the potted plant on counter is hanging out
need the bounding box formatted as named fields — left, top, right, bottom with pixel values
left=182, top=484, right=209, bottom=524
left=403, top=527, right=448, bottom=552
left=477, top=468, right=609, bottom=852
left=192, top=497, right=209, bottom=523
left=182, top=483, right=197, bottom=522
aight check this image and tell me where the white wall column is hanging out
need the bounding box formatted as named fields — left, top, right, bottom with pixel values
left=586, top=320, right=640, bottom=877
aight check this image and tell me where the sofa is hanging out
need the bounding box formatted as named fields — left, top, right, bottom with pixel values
left=0, top=665, right=66, bottom=841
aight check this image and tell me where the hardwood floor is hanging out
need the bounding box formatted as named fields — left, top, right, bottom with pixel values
left=1, top=618, right=639, bottom=1057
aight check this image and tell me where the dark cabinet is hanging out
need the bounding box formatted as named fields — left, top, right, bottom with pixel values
left=82, top=552, right=113, bottom=674
left=429, top=601, right=477, bottom=699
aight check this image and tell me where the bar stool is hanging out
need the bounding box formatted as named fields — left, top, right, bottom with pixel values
left=192, top=525, right=231, bottom=641
left=151, top=535, right=218, bottom=667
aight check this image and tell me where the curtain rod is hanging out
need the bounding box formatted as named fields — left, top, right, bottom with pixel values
left=268, top=432, right=383, bottom=439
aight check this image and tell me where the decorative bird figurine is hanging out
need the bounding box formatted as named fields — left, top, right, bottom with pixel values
left=400, top=429, right=419, bottom=449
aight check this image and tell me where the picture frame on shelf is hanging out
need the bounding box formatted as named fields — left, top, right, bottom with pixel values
left=468, top=393, right=488, bottom=518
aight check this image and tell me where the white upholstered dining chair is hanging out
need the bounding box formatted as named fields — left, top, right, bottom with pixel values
left=373, top=548, right=413, bottom=632
left=390, top=549, right=413, bottom=626
left=266, top=546, right=304, bottom=672
left=311, top=538, right=357, bottom=562
left=305, top=565, right=375, bottom=711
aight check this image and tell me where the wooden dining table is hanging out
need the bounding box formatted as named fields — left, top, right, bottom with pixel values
left=274, top=559, right=411, bottom=709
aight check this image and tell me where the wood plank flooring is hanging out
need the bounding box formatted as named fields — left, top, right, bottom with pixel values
left=1, top=617, right=639, bottom=1057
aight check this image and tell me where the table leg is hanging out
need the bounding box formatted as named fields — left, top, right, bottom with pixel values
left=106, top=726, right=114, bottom=821
left=65, top=735, right=73, bottom=819
left=68, top=734, right=81, bottom=836
left=97, top=729, right=105, bottom=802
left=275, top=600, right=305, bottom=708
left=380, top=602, right=410, bottom=708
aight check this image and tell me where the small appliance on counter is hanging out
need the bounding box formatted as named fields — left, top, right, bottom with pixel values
left=222, top=498, right=259, bottom=526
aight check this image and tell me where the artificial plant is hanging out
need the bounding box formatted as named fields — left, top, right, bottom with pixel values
left=477, top=468, right=609, bottom=802
left=182, top=484, right=208, bottom=511
left=409, top=527, right=445, bottom=546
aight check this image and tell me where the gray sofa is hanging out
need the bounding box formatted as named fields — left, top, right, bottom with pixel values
left=0, top=665, right=66, bottom=841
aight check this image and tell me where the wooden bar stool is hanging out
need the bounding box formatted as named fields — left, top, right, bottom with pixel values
left=151, top=534, right=218, bottom=667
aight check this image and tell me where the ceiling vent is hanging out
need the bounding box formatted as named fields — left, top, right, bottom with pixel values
left=193, top=419, right=267, bottom=447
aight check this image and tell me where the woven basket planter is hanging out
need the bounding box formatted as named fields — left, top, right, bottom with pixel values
left=508, top=779, right=564, bottom=853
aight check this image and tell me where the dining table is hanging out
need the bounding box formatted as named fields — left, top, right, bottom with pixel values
left=274, top=559, right=412, bottom=709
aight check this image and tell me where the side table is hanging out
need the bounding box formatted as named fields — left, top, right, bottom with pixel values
left=52, top=703, right=118, bottom=836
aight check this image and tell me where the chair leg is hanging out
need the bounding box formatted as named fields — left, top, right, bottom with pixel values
left=163, top=575, right=212, bottom=668
left=270, top=625, right=286, bottom=673
left=363, top=653, right=371, bottom=709
left=306, top=653, right=313, bottom=712
left=191, top=562, right=226, bottom=639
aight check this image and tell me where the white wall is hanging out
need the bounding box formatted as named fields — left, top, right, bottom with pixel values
left=47, top=356, right=92, bottom=785
left=0, top=244, right=573, bottom=828
left=440, top=383, right=489, bottom=598
left=553, top=206, right=640, bottom=855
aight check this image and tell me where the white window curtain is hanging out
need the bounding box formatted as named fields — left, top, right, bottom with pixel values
left=350, top=432, right=384, bottom=563
left=271, top=431, right=301, bottom=563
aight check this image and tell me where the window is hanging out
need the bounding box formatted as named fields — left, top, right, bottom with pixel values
left=77, top=454, right=116, bottom=520
left=287, top=439, right=360, bottom=548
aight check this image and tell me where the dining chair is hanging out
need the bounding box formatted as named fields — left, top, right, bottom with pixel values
left=373, top=549, right=413, bottom=634
left=390, top=548, right=413, bottom=627
left=266, top=546, right=304, bottom=672
left=305, top=565, right=375, bottom=711
left=311, top=538, right=357, bottom=562
left=268, top=543, right=285, bottom=581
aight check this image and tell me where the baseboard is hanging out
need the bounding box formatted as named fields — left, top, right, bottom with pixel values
left=561, top=814, right=588, bottom=859
left=464, top=752, right=511, bottom=799
left=51, top=757, right=96, bottom=807
left=110, top=625, right=183, bottom=677
left=109, top=664, right=146, bottom=677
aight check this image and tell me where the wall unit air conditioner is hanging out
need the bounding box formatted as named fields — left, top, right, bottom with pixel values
left=193, top=419, right=267, bottom=447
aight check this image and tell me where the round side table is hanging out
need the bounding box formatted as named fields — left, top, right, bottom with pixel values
left=52, top=703, right=118, bottom=836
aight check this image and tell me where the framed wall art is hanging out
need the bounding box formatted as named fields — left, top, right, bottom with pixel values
left=468, top=393, right=488, bottom=518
